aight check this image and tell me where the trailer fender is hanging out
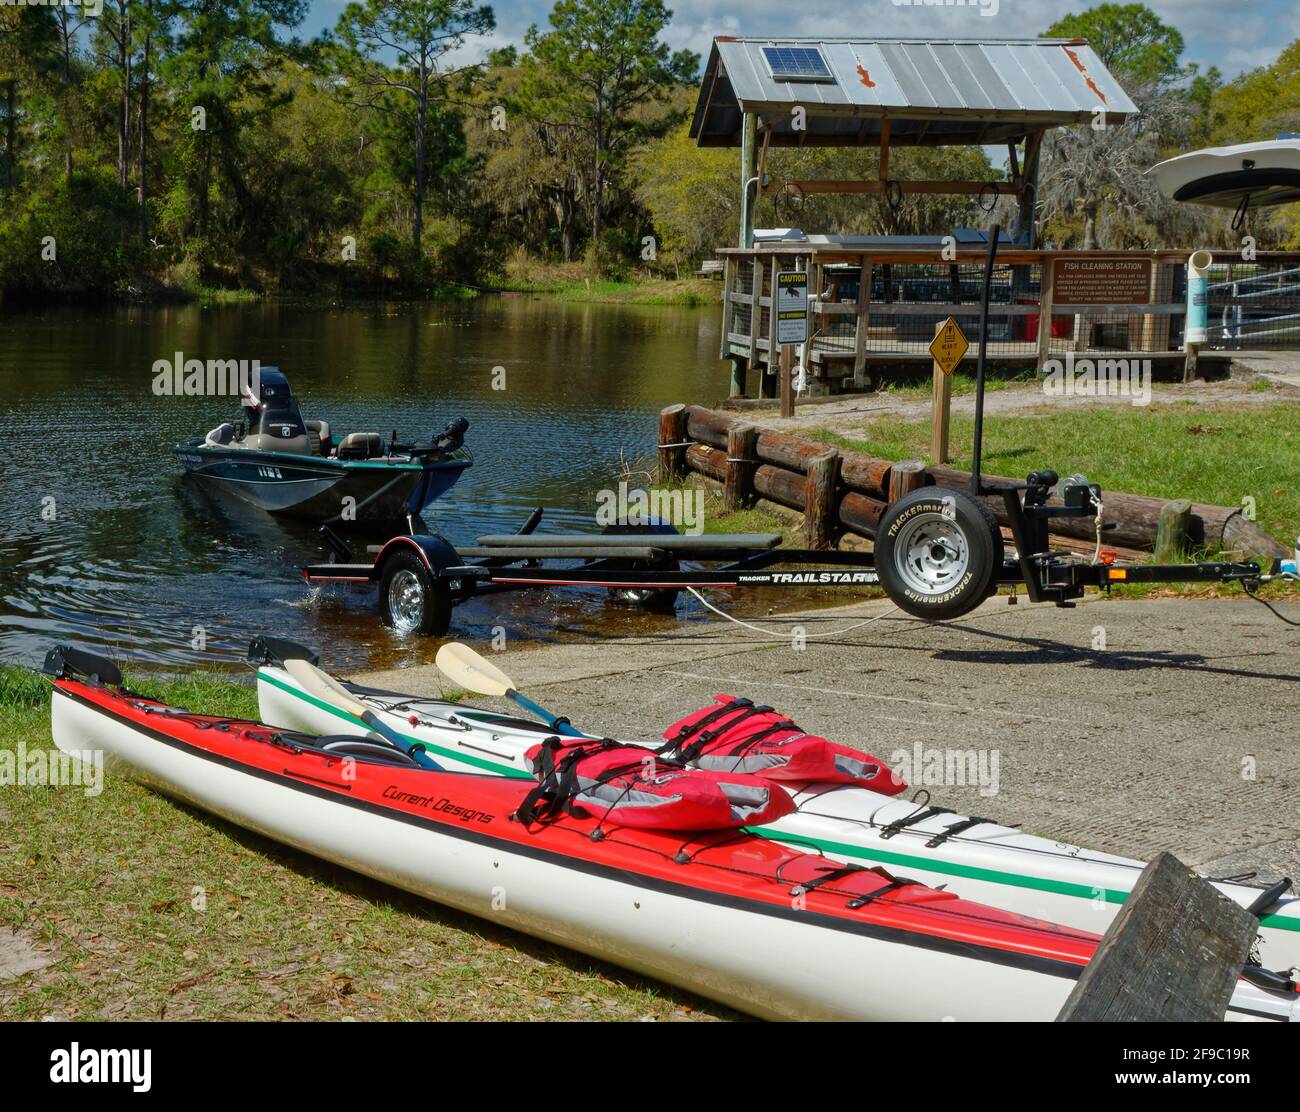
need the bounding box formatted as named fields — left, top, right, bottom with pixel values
left=371, top=534, right=459, bottom=581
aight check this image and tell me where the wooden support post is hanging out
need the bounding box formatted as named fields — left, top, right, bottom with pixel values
left=888, top=460, right=925, bottom=505
left=930, top=321, right=953, bottom=464
left=766, top=255, right=780, bottom=393
left=779, top=343, right=794, bottom=419
left=853, top=255, right=872, bottom=390
left=750, top=255, right=765, bottom=395
left=1036, top=254, right=1055, bottom=373
left=657, top=404, right=688, bottom=484
left=723, top=423, right=758, bottom=511
left=804, top=449, right=841, bottom=549
left=719, top=256, right=735, bottom=361
left=1154, top=499, right=1193, bottom=563
left=1057, top=852, right=1257, bottom=1022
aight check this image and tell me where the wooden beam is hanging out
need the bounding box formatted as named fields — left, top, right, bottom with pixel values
left=762, top=179, right=1019, bottom=196
left=1057, top=852, right=1258, bottom=1022
left=878, top=116, right=891, bottom=181
left=1035, top=253, right=1056, bottom=373
left=853, top=255, right=871, bottom=390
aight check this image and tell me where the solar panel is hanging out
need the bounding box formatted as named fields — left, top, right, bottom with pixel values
left=762, top=46, right=834, bottom=83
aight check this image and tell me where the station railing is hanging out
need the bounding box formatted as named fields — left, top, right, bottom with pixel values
left=715, top=245, right=1300, bottom=394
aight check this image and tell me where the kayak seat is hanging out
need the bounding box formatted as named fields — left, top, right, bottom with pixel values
left=336, top=432, right=384, bottom=460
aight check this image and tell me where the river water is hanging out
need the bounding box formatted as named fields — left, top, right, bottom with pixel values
left=0, top=295, right=730, bottom=671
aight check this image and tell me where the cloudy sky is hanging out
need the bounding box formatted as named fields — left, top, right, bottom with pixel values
left=299, top=0, right=1296, bottom=80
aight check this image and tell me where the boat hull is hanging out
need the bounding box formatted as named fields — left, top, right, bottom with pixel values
left=52, top=680, right=1118, bottom=1022
left=257, top=666, right=1300, bottom=973
left=175, top=441, right=469, bottom=521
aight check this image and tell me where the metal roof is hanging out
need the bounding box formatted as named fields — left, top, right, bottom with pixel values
left=691, top=37, right=1138, bottom=148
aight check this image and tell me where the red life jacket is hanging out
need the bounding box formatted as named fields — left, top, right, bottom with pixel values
left=661, top=696, right=907, bottom=794
left=517, top=737, right=796, bottom=831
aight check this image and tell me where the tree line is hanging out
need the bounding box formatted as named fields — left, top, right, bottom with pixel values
left=1, top=1, right=1298, bottom=300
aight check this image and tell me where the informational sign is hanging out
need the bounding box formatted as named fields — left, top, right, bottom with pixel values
left=928, top=317, right=969, bottom=377
left=776, top=270, right=809, bottom=345
left=1052, top=258, right=1152, bottom=305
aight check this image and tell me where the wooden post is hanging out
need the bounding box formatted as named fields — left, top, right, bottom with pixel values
left=766, top=255, right=780, bottom=396
left=804, top=449, right=841, bottom=549
left=719, top=256, right=735, bottom=360
left=853, top=255, right=872, bottom=391
left=930, top=321, right=953, bottom=464
left=750, top=255, right=766, bottom=396
left=1036, top=253, right=1055, bottom=373
left=779, top=343, right=794, bottom=419
left=723, top=423, right=758, bottom=511
left=657, top=404, right=688, bottom=484
left=1154, top=499, right=1193, bottom=563
left=1057, top=852, right=1257, bottom=1022
left=1184, top=344, right=1199, bottom=383
left=888, top=459, right=925, bottom=505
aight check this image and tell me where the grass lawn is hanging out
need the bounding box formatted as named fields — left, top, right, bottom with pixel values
left=0, top=668, right=720, bottom=1021
left=811, top=401, right=1300, bottom=547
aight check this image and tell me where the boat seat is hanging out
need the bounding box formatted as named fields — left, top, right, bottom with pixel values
left=336, top=432, right=384, bottom=460
left=305, top=420, right=331, bottom=456
left=204, top=422, right=235, bottom=447
left=244, top=431, right=314, bottom=455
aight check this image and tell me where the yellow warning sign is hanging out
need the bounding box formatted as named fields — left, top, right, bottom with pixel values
left=928, top=317, right=969, bottom=377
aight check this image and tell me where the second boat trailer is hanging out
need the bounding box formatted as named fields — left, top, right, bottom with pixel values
left=302, top=225, right=1297, bottom=637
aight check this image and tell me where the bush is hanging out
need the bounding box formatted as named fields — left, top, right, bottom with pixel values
left=0, top=171, right=150, bottom=296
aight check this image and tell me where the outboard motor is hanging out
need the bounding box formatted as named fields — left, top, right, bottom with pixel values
left=238, top=367, right=313, bottom=455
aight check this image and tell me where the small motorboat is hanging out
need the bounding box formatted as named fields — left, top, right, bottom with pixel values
left=1148, top=135, right=1300, bottom=213
left=44, top=644, right=1299, bottom=1021
left=174, top=367, right=471, bottom=523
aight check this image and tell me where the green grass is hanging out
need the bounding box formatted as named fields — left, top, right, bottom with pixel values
left=506, top=277, right=718, bottom=307
left=0, top=668, right=720, bottom=1021
left=817, top=401, right=1300, bottom=545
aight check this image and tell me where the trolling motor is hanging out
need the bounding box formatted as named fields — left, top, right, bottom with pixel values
left=389, top=417, right=470, bottom=460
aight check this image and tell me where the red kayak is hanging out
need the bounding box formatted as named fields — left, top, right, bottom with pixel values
left=46, top=652, right=1298, bottom=1022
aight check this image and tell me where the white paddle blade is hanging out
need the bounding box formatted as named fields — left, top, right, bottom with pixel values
left=435, top=643, right=514, bottom=697
left=283, top=658, right=369, bottom=719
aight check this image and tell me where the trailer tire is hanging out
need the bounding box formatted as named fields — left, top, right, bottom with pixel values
left=600, top=520, right=681, bottom=613
left=875, top=487, right=1002, bottom=620
left=378, top=550, right=452, bottom=637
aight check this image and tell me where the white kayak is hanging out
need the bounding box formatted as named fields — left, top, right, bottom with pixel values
left=255, top=656, right=1300, bottom=975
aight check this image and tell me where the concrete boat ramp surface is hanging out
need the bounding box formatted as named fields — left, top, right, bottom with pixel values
left=361, top=594, right=1300, bottom=883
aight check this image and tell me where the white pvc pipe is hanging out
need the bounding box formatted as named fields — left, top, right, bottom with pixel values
left=1185, top=249, right=1213, bottom=347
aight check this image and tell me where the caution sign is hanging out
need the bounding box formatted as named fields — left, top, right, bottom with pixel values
left=928, top=317, right=969, bottom=377
left=776, top=271, right=809, bottom=345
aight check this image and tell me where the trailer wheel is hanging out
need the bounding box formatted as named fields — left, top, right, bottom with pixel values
left=601, top=520, right=681, bottom=613
left=875, top=487, right=1002, bottom=620
left=378, top=551, right=451, bottom=637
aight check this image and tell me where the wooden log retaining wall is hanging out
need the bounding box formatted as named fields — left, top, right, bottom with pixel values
left=661, top=404, right=1287, bottom=560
